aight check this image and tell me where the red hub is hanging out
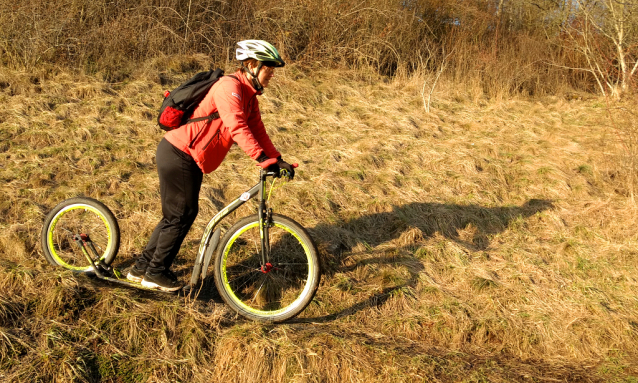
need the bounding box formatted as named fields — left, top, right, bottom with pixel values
left=261, top=263, right=273, bottom=273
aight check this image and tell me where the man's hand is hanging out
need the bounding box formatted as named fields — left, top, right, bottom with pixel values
left=277, top=157, right=295, bottom=180
left=256, top=154, right=280, bottom=174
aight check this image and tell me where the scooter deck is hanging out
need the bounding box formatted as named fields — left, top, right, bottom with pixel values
left=100, top=275, right=155, bottom=290
left=75, top=235, right=185, bottom=293
left=90, top=266, right=185, bottom=293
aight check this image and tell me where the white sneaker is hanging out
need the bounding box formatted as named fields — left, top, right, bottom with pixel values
left=126, top=267, right=145, bottom=283
left=140, top=271, right=183, bottom=292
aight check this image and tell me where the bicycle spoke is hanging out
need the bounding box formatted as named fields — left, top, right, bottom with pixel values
left=42, top=198, right=119, bottom=272
left=273, top=263, right=308, bottom=266
left=215, top=213, right=319, bottom=322
left=228, top=269, right=262, bottom=288
left=271, top=272, right=302, bottom=284
left=249, top=276, right=268, bottom=305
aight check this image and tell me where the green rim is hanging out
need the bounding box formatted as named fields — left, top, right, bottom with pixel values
left=221, top=222, right=314, bottom=316
left=47, top=204, right=113, bottom=271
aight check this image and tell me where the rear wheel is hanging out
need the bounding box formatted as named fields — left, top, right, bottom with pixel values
left=214, top=214, right=320, bottom=322
left=41, top=197, right=120, bottom=272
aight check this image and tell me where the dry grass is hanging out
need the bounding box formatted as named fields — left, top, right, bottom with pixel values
left=0, top=0, right=595, bottom=98
left=0, top=60, right=637, bottom=382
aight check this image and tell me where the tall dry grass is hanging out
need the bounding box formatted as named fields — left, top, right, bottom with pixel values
left=0, top=0, right=591, bottom=98
left=597, top=103, right=638, bottom=202
left=0, top=58, right=637, bottom=381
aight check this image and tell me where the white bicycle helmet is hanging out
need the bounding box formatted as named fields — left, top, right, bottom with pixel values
left=236, top=40, right=286, bottom=68
left=236, top=40, right=285, bottom=91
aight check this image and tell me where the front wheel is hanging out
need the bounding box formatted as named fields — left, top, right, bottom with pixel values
left=214, top=214, right=320, bottom=322
left=41, top=197, right=120, bottom=272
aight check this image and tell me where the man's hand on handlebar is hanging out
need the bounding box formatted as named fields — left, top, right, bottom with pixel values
left=277, top=157, right=295, bottom=180
left=256, top=153, right=297, bottom=180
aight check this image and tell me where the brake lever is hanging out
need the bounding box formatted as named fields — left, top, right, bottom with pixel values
left=263, top=163, right=299, bottom=179
left=280, top=163, right=298, bottom=179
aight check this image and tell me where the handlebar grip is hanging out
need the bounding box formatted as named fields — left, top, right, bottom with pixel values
left=292, top=163, right=299, bottom=168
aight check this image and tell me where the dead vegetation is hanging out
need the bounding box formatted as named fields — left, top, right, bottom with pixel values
left=5, top=0, right=630, bottom=98
left=0, top=60, right=637, bottom=382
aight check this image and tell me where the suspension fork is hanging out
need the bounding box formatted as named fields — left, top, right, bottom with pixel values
left=258, top=170, right=271, bottom=267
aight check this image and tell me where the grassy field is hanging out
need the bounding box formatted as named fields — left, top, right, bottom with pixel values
left=0, top=60, right=637, bottom=382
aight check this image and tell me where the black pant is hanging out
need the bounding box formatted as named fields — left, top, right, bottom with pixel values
left=135, top=138, right=203, bottom=274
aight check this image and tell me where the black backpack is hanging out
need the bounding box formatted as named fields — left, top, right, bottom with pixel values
left=157, top=68, right=227, bottom=131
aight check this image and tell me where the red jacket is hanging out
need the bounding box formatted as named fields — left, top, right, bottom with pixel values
left=164, top=70, right=280, bottom=174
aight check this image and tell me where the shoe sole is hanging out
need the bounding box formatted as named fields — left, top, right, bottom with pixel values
left=126, top=272, right=143, bottom=283
left=141, top=279, right=182, bottom=292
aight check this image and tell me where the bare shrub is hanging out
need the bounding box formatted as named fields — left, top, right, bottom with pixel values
left=0, top=0, right=582, bottom=97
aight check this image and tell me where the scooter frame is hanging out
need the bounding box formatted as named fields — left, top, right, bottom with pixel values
left=74, top=168, right=284, bottom=292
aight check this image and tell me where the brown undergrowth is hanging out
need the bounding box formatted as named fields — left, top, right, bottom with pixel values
left=0, top=61, right=637, bottom=382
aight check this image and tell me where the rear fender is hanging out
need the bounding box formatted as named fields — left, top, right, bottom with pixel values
left=201, top=228, right=221, bottom=281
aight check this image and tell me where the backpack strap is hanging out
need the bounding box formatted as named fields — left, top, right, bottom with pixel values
left=184, top=75, right=240, bottom=124
left=185, top=74, right=242, bottom=148
left=186, top=112, right=219, bottom=124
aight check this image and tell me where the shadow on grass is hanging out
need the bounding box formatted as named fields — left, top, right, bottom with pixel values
left=296, top=198, right=554, bottom=322
left=111, top=198, right=553, bottom=315
left=311, top=198, right=554, bottom=274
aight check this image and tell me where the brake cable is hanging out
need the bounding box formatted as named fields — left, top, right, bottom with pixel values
left=266, top=176, right=288, bottom=202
